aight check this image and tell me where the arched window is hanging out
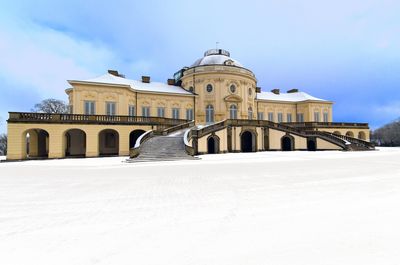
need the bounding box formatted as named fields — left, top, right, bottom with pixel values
left=248, top=87, right=252, bottom=96
left=248, top=107, right=253, bottom=120
left=206, top=105, right=214, bottom=123
left=229, top=104, right=237, bottom=119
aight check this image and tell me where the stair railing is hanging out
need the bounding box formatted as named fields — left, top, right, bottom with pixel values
left=130, top=130, right=154, bottom=158
left=161, top=120, right=195, bottom=136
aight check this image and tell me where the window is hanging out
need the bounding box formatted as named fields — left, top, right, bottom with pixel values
left=277, top=112, right=283, bottom=123
left=106, top=102, right=116, bottom=116
left=229, top=104, right=237, bottom=119
left=287, top=113, right=292, bottom=123
left=206, top=84, right=213, bottom=93
left=172, top=108, right=180, bottom=119
left=189, top=86, right=194, bottom=92
left=206, top=105, right=214, bottom=123
left=323, top=112, right=329, bottom=122
left=314, top=112, right=320, bottom=122
left=128, top=105, right=135, bottom=116
left=257, top=112, right=264, bottom=120
left=157, top=107, right=165, bottom=117
left=186, top=109, right=194, bottom=120
left=230, top=84, right=236, bottom=93
left=68, top=105, right=73, bottom=114
left=297, top=113, right=304, bottom=122
left=84, top=101, right=95, bottom=115
left=142, top=106, right=150, bottom=117
left=248, top=107, right=253, bottom=120
left=248, top=88, right=252, bottom=96
left=268, top=112, right=274, bottom=122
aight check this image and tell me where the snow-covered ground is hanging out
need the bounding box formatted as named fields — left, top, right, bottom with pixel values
left=1, top=148, right=400, bottom=265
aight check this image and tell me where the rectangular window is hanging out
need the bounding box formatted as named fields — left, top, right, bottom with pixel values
left=287, top=113, right=292, bottom=123
left=142, top=106, right=150, bottom=117
left=157, top=107, right=165, bottom=117
left=106, top=102, right=116, bottom=116
left=84, top=101, right=95, bottom=115
left=186, top=109, right=194, bottom=120
left=296, top=113, right=304, bottom=122
left=172, top=108, right=180, bottom=119
left=268, top=112, right=274, bottom=122
left=314, top=112, right=320, bottom=122
left=323, top=112, right=329, bottom=122
left=257, top=112, right=264, bottom=120
left=128, top=105, right=135, bottom=116
left=68, top=105, right=73, bottom=114
left=277, top=112, right=283, bottom=123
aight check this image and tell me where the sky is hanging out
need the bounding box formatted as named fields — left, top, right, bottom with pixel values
left=0, top=0, right=399, bottom=133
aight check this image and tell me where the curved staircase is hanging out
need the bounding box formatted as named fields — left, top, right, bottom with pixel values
left=127, top=129, right=197, bottom=163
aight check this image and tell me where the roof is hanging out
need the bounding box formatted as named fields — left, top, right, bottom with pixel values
left=191, top=49, right=243, bottom=68
left=69, top=73, right=193, bottom=95
left=257, top=91, right=329, bottom=102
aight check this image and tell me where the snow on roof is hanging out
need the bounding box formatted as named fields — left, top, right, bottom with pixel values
left=191, top=54, right=243, bottom=67
left=71, top=73, right=193, bottom=95
left=257, top=91, right=329, bottom=102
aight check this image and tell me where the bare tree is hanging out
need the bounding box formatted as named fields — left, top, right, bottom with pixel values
left=32, top=98, right=68, bottom=114
left=372, top=119, right=400, bottom=146
left=0, top=133, right=6, bottom=156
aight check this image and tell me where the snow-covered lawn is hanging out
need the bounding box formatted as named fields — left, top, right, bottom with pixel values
left=1, top=148, right=400, bottom=265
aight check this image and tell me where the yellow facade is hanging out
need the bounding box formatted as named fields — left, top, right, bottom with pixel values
left=6, top=48, right=372, bottom=160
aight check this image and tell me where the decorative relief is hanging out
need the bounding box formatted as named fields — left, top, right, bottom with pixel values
left=83, top=92, right=97, bottom=99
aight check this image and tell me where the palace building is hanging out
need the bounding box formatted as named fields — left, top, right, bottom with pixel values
left=6, top=49, right=374, bottom=160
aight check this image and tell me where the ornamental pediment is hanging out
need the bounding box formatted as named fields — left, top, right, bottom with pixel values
left=224, top=94, right=243, bottom=103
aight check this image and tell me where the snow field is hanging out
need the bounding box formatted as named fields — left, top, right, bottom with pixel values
left=0, top=148, right=400, bottom=265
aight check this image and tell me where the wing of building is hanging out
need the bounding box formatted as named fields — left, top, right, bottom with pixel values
left=6, top=49, right=373, bottom=161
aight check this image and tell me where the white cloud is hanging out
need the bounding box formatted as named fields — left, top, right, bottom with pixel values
left=0, top=18, right=118, bottom=99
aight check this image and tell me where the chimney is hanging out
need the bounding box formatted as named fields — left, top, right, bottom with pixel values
left=271, top=88, right=280, bottom=95
left=167, top=79, right=175, bottom=85
left=108, top=70, right=125, bottom=78
left=142, top=76, right=150, bottom=83
left=287, top=88, right=299, bottom=93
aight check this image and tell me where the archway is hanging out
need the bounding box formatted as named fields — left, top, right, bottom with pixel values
left=241, top=131, right=255, bottom=152
left=65, top=129, right=86, bottom=157
left=307, top=138, right=317, bottom=151
left=346, top=131, right=354, bottom=138
left=24, top=129, right=49, bottom=158
left=333, top=131, right=341, bottom=135
left=130, top=129, right=146, bottom=149
left=207, top=135, right=220, bottom=154
left=99, top=129, right=119, bottom=156
left=281, top=135, right=294, bottom=151
left=358, top=131, right=366, bottom=140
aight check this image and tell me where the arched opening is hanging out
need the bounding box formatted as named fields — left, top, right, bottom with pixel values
left=207, top=136, right=220, bottom=154
left=358, top=131, right=366, bottom=140
left=24, top=129, right=49, bottom=158
left=229, top=104, right=237, bottom=119
left=99, top=129, right=119, bottom=156
left=65, top=129, right=86, bottom=157
left=346, top=131, right=354, bottom=138
left=281, top=135, right=294, bottom=151
left=206, top=105, right=214, bottom=123
left=333, top=131, right=341, bottom=135
left=129, top=129, right=146, bottom=149
left=241, top=131, right=255, bottom=152
left=307, top=138, right=317, bottom=151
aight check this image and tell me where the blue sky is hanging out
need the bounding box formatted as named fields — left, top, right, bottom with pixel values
left=1, top=0, right=399, bottom=133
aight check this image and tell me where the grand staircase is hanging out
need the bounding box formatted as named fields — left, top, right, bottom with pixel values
left=127, top=129, right=197, bottom=162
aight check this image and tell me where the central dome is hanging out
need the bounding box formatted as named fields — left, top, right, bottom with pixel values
left=190, top=49, right=243, bottom=68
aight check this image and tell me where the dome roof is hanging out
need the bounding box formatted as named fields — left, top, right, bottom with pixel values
left=191, top=49, right=243, bottom=68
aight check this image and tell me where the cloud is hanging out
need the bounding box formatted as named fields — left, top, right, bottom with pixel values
left=0, top=18, right=119, bottom=99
